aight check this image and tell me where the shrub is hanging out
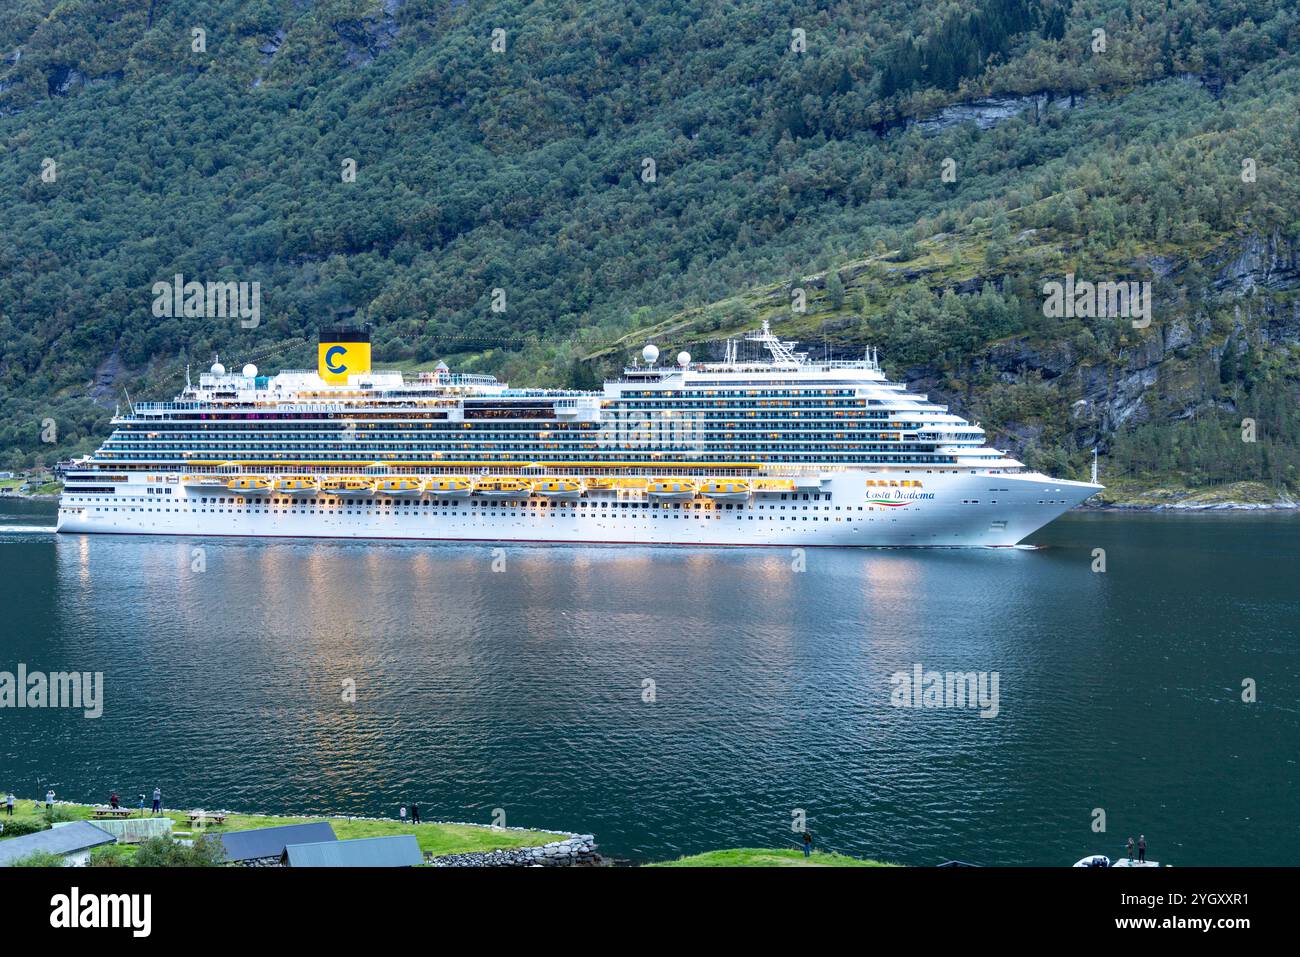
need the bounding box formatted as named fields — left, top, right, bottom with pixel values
left=131, top=834, right=225, bottom=867
left=89, top=845, right=133, bottom=867
left=0, top=818, right=50, bottom=837
left=10, top=850, right=66, bottom=867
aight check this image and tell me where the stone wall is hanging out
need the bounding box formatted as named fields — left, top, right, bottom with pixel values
left=87, top=817, right=173, bottom=845
left=430, top=835, right=600, bottom=867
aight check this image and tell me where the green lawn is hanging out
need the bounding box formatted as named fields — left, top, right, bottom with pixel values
left=0, top=477, right=60, bottom=494
left=649, top=848, right=892, bottom=867
left=0, top=796, right=566, bottom=858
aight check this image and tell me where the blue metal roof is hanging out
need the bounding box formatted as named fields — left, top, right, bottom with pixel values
left=220, top=821, right=337, bottom=861
left=0, top=821, right=116, bottom=865
left=283, top=834, right=424, bottom=867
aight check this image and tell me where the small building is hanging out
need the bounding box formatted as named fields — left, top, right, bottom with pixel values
left=283, top=834, right=424, bottom=868
left=219, top=821, right=337, bottom=865
left=0, top=821, right=116, bottom=867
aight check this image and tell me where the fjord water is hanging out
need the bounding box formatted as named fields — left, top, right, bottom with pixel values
left=2, top=497, right=1297, bottom=866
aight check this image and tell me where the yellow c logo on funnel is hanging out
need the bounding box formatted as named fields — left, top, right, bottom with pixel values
left=318, top=341, right=370, bottom=383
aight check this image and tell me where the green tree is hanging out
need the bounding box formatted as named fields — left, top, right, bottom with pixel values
left=826, top=270, right=846, bottom=310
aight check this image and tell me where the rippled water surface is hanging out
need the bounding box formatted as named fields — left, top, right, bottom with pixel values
left=2, top=498, right=1297, bottom=864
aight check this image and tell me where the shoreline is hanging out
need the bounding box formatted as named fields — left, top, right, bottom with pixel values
left=1079, top=500, right=1300, bottom=512
left=3, top=796, right=889, bottom=867
left=13, top=794, right=578, bottom=840
left=0, top=793, right=596, bottom=866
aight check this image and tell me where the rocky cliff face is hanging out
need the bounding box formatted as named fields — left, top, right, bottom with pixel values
left=909, top=231, right=1300, bottom=460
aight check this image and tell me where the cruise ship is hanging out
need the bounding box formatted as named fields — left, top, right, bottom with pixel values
left=57, top=324, right=1100, bottom=546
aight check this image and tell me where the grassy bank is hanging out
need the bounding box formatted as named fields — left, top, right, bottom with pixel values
left=649, top=848, right=892, bottom=867
left=0, top=795, right=566, bottom=861
left=0, top=477, right=60, bottom=497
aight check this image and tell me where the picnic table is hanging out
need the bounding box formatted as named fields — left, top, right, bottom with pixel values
left=91, top=806, right=133, bottom=819
left=186, top=811, right=227, bottom=826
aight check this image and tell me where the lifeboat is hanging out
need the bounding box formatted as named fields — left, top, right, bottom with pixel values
left=473, top=477, right=532, bottom=499
left=375, top=478, right=423, bottom=498
left=700, top=479, right=751, bottom=502
left=533, top=478, right=582, bottom=499
left=583, top=477, right=618, bottom=491
left=647, top=479, right=697, bottom=501
left=274, top=477, right=318, bottom=497
left=182, top=475, right=226, bottom=490
left=426, top=477, right=473, bottom=497
left=321, top=477, right=375, bottom=498
left=226, top=477, right=272, bottom=496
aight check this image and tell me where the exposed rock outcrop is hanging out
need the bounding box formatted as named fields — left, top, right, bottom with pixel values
left=430, top=835, right=601, bottom=867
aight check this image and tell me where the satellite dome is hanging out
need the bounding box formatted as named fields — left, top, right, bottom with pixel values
left=642, top=343, right=660, bottom=365
left=242, top=363, right=258, bottom=378
left=210, top=357, right=225, bottom=375
left=677, top=351, right=691, bottom=367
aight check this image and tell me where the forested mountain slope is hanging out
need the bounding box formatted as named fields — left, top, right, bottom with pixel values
left=1, top=0, right=1297, bottom=496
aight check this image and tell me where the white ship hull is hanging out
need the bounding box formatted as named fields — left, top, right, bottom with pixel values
left=56, top=471, right=1099, bottom=547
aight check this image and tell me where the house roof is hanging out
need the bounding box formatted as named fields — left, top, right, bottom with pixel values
left=219, top=821, right=337, bottom=861
left=283, top=834, right=424, bottom=867
left=0, top=821, right=116, bottom=865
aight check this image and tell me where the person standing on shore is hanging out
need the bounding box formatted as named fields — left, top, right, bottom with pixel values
left=151, top=786, right=161, bottom=816
left=45, top=789, right=55, bottom=810
left=1126, top=837, right=1134, bottom=860
left=801, top=831, right=813, bottom=858
left=1138, top=835, right=1146, bottom=863
left=110, top=792, right=119, bottom=810
left=411, top=804, right=420, bottom=825
left=5, top=793, right=13, bottom=816
left=399, top=805, right=407, bottom=823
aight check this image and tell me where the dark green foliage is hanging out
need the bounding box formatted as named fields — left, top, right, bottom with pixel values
left=826, top=269, right=845, bottom=310
left=1109, top=394, right=1300, bottom=490
left=0, top=0, right=1298, bottom=492
left=881, top=0, right=1042, bottom=97
left=9, top=850, right=67, bottom=867
left=0, top=818, right=50, bottom=838
left=130, top=834, right=225, bottom=867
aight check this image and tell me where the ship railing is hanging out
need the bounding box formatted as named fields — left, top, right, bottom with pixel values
left=404, top=372, right=500, bottom=386
left=134, top=401, right=210, bottom=411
